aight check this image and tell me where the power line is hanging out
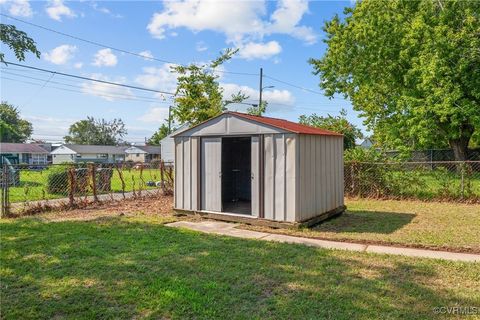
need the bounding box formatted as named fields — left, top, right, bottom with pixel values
left=263, top=74, right=325, bottom=96
left=3, top=61, right=177, bottom=96
left=0, top=13, right=259, bottom=77
left=1, top=76, right=172, bottom=104
left=1, top=69, right=167, bottom=102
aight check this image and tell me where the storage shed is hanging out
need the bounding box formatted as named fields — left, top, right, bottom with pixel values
left=173, top=111, right=345, bottom=226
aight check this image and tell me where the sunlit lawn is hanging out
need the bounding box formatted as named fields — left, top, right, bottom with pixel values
left=245, top=199, right=480, bottom=253
left=1, top=216, right=479, bottom=319
left=9, top=168, right=162, bottom=203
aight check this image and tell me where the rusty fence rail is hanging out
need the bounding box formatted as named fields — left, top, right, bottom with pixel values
left=0, top=161, right=174, bottom=217
left=345, top=160, right=480, bottom=203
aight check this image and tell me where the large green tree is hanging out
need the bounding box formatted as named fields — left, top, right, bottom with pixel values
left=148, top=123, right=171, bottom=145
left=299, top=109, right=363, bottom=150
left=310, top=0, right=480, bottom=160
left=171, top=48, right=247, bottom=125
left=0, top=101, right=33, bottom=142
left=64, top=117, right=127, bottom=145
left=1, top=24, right=40, bottom=64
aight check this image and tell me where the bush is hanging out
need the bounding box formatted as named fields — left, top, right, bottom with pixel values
left=46, top=164, right=112, bottom=195
left=46, top=165, right=70, bottom=194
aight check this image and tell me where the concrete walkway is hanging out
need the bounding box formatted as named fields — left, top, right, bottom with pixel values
left=166, top=221, right=480, bottom=263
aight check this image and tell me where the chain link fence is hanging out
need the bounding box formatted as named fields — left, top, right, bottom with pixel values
left=2, top=160, right=479, bottom=217
left=0, top=161, right=174, bottom=217
left=345, top=161, right=480, bottom=203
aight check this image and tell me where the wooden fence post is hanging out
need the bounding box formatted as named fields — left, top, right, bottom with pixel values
left=90, top=163, right=99, bottom=202
left=68, top=167, right=76, bottom=207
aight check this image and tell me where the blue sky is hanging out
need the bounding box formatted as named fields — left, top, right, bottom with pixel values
left=1, top=0, right=363, bottom=143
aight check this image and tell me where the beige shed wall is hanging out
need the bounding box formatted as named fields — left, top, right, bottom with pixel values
left=174, top=136, right=199, bottom=211
left=296, top=135, right=344, bottom=222
left=263, top=133, right=297, bottom=222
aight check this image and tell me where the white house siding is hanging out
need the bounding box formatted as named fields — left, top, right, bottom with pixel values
left=297, top=135, right=344, bottom=222
left=161, top=136, right=175, bottom=163
left=125, top=153, right=146, bottom=162
left=52, top=154, right=74, bottom=164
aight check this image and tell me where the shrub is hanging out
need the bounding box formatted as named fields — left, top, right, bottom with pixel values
left=46, top=164, right=70, bottom=195
left=46, top=163, right=112, bottom=195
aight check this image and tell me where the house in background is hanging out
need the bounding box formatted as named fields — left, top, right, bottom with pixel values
left=359, top=137, right=375, bottom=148
left=0, top=143, right=49, bottom=165
left=160, top=124, right=190, bottom=165
left=51, top=144, right=126, bottom=164
left=124, top=145, right=162, bottom=163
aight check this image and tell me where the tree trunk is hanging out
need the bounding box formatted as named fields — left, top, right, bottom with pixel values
left=449, top=138, right=469, bottom=161
left=448, top=124, right=474, bottom=161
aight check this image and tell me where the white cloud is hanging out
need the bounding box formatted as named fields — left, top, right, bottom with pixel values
left=267, top=0, right=316, bottom=45
left=81, top=73, right=133, bottom=101
left=146, top=0, right=316, bottom=59
left=25, top=115, right=78, bottom=141
left=139, top=50, right=154, bottom=61
left=222, top=83, right=295, bottom=111
left=134, top=64, right=178, bottom=93
left=196, top=41, right=208, bottom=52
left=44, top=44, right=77, bottom=65
left=73, top=62, right=83, bottom=69
left=4, top=0, right=33, bottom=17
left=92, top=48, right=118, bottom=67
left=238, top=41, right=282, bottom=60
left=138, top=106, right=170, bottom=123
left=91, top=2, right=123, bottom=18
left=45, top=0, right=76, bottom=21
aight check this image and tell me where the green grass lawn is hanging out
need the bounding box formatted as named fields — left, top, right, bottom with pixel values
left=9, top=168, right=163, bottom=203
left=245, top=199, right=480, bottom=253
left=1, top=216, right=479, bottom=319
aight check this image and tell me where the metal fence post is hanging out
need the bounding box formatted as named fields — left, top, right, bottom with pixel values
left=90, top=163, right=99, bottom=202
left=460, top=161, right=465, bottom=200
left=1, top=164, right=10, bottom=217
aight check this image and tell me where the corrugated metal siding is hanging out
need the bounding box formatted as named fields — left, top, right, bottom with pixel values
left=176, top=113, right=287, bottom=137
left=251, top=136, right=260, bottom=217
left=201, top=137, right=222, bottom=211
left=263, top=133, right=297, bottom=222
left=174, top=137, right=199, bottom=211
left=175, top=132, right=343, bottom=223
left=297, top=135, right=344, bottom=222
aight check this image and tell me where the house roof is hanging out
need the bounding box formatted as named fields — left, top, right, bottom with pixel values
left=229, top=112, right=343, bottom=136
left=161, top=123, right=191, bottom=141
left=0, top=143, right=49, bottom=153
left=137, top=146, right=162, bottom=154
left=53, top=144, right=128, bottom=154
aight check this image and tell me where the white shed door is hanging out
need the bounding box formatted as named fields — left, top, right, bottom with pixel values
left=251, top=136, right=260, bottom=217
left=201, top=137, right=222, bottom=211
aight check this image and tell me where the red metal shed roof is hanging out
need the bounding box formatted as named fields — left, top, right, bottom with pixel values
left=229, top=112, right=343, bottom=136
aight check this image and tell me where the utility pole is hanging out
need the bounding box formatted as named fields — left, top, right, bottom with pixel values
left=168, top=105, right=172, bottom=134
left=258, top=67, right=263, bottom=110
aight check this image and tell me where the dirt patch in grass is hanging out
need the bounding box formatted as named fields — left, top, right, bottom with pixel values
left=36, top=196, right=175, bottom=222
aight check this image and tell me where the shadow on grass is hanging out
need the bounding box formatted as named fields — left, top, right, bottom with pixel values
left=1, top=217, right=477, bottom=319
left=315, top=210, right=416, bottom=234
